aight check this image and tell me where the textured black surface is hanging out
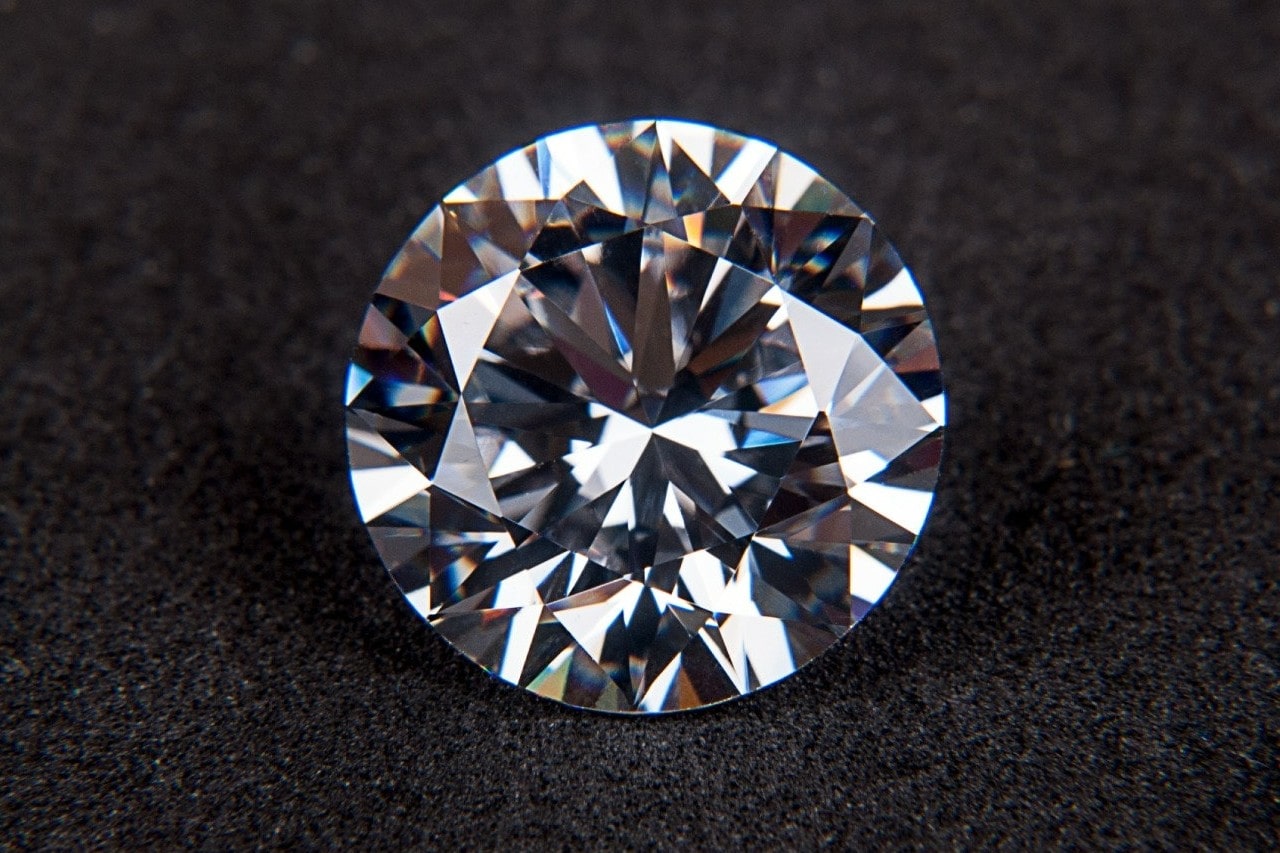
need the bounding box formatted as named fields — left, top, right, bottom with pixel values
left=3, top=1, right=1278, bottom=847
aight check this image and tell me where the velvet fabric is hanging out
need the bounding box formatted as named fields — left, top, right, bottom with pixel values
left=3, top=1, right=1276, bottom=846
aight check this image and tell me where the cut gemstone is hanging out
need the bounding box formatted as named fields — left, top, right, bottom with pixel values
left=346, top=120, right=945, bottom=713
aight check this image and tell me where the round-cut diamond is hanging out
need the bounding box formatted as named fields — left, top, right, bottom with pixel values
left=346, top=120, right=945, bottom=713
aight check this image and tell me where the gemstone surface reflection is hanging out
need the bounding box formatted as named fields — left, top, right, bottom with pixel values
left=346, top=120, right=945, bottom=713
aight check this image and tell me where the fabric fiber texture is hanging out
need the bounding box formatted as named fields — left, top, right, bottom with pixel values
left=2, top=0, right=1277, bottom=847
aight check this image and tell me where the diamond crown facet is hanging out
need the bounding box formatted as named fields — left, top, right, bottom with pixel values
left=346, top=120, right=945, bottom=713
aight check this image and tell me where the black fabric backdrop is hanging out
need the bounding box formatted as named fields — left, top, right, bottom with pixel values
left=2, top=1, right=1278, bottom=847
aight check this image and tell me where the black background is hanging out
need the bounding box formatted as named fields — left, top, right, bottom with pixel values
left=3, top=1, right=1278, bottom=847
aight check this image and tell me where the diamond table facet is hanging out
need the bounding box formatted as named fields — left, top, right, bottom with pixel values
left=346, top=120, right=946, bottom=713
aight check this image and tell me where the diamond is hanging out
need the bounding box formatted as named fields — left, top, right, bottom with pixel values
left=346, top=120, right=945, bottom=713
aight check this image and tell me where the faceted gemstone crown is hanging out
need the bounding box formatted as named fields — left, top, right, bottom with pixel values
left=347, top=120, right=945, bottom=713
